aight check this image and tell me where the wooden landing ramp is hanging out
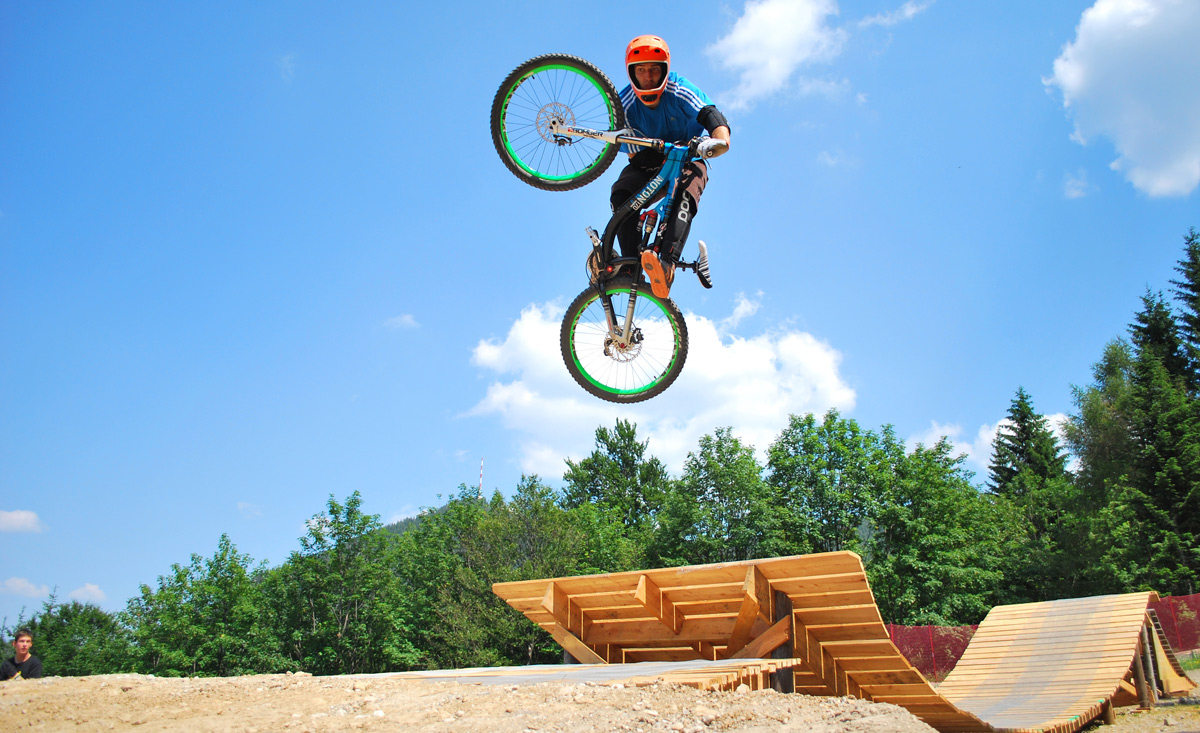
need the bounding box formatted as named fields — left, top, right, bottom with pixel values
left=938, top=592, right=1196, bottom=733
left=492, top=552, right=1196, bottom=733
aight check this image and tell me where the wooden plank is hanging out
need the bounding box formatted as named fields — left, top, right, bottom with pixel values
left=806, top=622, right=891, bottom=641
left=587, top=615, right=735, bottom=645
left=837, top=656, right=913, bottom=672
left=793, top=604, right=882, bottom=626
left=770, top=573, right=869, bottom=595
left=670, top=599, right=744, bottom=616
left=622, top=648, right=703, bottom=663
left=787, top=589, right=877, bottom=609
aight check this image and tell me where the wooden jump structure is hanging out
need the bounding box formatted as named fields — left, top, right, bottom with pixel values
left=491, top=552, right=1196, bottom=733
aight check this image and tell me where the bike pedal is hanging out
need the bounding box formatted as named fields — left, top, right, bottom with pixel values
left=696, top=240, right=713, bottom=289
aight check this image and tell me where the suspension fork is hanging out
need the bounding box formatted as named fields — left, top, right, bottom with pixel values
left=595, top=278, right=640, bottom=343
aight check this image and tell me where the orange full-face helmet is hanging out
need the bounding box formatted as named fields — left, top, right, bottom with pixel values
left=626, top=35, right=670, bottom=105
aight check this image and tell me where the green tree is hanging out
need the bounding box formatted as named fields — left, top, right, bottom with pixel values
left=562, top=419, right=672, bottom=531
left=126, top=534, right=289, bottom=676
left=767, top=410, right=904, bottom=554
left=986, top=388, right=1079, bottom=602
left=267, top=493, right=419, bottom=674
left=649, top=427, right=780, bottom=565
left=1064, top=340, right=1137, bottom=510
left=395, top=480, right=608, bottom=668
left=1169, top=227, right=1200, bottom=389
left=3, top=597, right=134, bottom=675
left=867, top=439, right=1014, bottom=625
left=987, top=387, right=1068, bottom=498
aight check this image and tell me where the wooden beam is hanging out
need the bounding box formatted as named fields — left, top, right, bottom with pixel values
left=730, top=615, right=791, bottom=659
left=546, top=622, right=606, bottom=665
left=541, top=581, right=589, bottom=639
left=634, top=574, right=682, bottom=634
left=694, top=641, right=719, bottom=661
left=726, top=566, right=771, bottom=656
left=540, top=581, right=608, bottom=663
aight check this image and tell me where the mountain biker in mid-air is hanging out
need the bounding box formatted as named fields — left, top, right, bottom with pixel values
left=611, top=34, right=732, bottom=299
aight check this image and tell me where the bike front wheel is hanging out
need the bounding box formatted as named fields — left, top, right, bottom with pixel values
left=491, top=54, right=625, bottom=192
left=561, top=277, right=688, bottom=403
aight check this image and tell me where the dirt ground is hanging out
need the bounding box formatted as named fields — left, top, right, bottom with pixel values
left=1, top=669, right=1196, bottom=732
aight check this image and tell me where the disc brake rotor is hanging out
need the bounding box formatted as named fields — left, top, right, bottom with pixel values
left=536, top=103, right=575, bottom=144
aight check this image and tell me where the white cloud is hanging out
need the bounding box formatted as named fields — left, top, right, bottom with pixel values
left=719, top=292, right=762, bottom=332
left=859, top=0, right=935, bottom=28
left=817, top=149, right=858, bottom=168
left=2, top=578, right=49, bottom=598
left=1064, top=168, right=1092, bottom=198
left=278, top=54, right=296, bottom=82
left=467, top=298, right=855, bottom=477
left=0, top=510, right=44, bottom=533
left=907, top=420, right=1000, bottom=476
left=708, top=0, right=848, bottom=109
left=908, top=412, right=1073, bottom=478
left=1045, top=0, right=1200, bottom=197
left=385, top=314, right=419, bottom=329
left=237, top=501, right=262, bottom=519
left=68, top=584, right=106, bottom=603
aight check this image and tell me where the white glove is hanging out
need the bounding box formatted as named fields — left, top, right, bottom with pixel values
left=697, top=138, right=729, bottom=159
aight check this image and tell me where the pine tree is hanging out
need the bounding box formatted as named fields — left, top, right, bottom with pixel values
left=1169, top=227, right=1200, bottom=390
left=987, top=387, right=1068, bottom=497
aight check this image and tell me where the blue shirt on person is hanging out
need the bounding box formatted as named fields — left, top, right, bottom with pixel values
left=619, top=72, right=714, bottom=152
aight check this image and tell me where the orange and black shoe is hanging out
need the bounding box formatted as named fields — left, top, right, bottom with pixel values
left=640, top=250, right=675, bottom=299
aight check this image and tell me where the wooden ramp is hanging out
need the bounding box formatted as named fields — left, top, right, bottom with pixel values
left=938, top=593, right=1196, bottom=733
left=492, top=552, right=1196, bottom=733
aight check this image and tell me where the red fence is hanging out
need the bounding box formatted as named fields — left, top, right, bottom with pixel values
left=888, top=592, right=1200, bottom=681
left=1150, top=593, right=1200, bottom=653
left=887, top=623, right=977, bottom=682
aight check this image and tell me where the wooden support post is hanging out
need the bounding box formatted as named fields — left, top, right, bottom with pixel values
left=1101, top=701, right=1116, bottom=725
left=1132, top=641, right=1152, bottom=709
left=727, top=566, right=771, bottom=656
left=1141, top=623, right=1159, bottom=704
left=771, top=589, right=794, bottom=693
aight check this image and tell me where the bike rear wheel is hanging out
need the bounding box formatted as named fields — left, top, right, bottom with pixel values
left=561, top=277, right=688, bottom=403
left=491, top=54, right=625, bottom=192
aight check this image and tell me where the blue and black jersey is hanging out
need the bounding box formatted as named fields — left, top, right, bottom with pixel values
left=619, top=72, right=715, bottom=153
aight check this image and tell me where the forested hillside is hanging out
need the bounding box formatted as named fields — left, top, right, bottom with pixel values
left=5, top=229, right=1197, bottom=678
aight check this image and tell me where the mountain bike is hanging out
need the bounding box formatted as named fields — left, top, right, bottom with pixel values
left=490, top=54, right=719, bottom=403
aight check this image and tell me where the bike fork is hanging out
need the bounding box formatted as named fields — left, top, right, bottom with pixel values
left=597, top=283, right=639, bottom=344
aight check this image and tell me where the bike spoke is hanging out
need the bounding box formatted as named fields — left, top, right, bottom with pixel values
left=567, top=288, right=681, bottom=395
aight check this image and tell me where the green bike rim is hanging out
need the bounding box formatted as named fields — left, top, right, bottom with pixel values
left=568, top=286, right=682, bottom=396
left=500, top=64, right=616, bottom=182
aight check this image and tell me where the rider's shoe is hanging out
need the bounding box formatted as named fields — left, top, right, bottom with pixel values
left=641, top=250, right=675, bottom=299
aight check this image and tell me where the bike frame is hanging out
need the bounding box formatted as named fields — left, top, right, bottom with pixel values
left=547, top=119, right=699, bottom=345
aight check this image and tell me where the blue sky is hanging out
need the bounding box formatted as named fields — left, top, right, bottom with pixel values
left=2, top=0, right=1198, bottom=624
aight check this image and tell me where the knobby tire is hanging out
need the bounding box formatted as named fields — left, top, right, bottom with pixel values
left=560, top=277, right=688, bottom=403
left=490, top=54, right=625, bottom=192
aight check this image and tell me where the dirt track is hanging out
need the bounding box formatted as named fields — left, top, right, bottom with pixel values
left=2, top=670, right=1197, bottom=732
